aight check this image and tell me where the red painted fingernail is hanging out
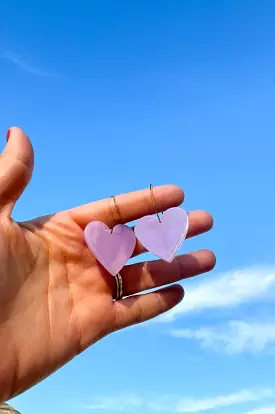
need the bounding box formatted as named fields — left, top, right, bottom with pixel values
left=6, top=129, right=11, bottom=142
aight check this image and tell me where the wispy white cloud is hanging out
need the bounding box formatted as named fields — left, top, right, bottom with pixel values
left=246, top=405, right=275, bottom=414
left=173, top=389, right=274, bottom=413
left=2, top=50, right=58, bottom=77
left=85, top=393, right=143, bottom=411
left=170, top=319, right=275, bottom=354
left=84, top=389, right=274, bottom=413
left=159, top=266, right=275, bottom=322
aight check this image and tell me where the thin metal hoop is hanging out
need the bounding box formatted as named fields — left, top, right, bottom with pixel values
left=150, top=184, right=162, bottom=223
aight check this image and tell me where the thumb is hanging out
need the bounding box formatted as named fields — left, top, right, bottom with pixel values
left=0, top=127, right=34, bottom=215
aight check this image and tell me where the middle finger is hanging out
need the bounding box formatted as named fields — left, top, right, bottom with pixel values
left=121, top=249, right=216, bottom=296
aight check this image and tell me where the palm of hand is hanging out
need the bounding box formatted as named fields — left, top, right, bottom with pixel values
left=0, top=128, right=215, bottom=402
left=1, top=208, right=123, bottom=400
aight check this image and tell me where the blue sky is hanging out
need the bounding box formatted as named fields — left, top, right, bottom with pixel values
left=1, top=0, right=275, bottom=413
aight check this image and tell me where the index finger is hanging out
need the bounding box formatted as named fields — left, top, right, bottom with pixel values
left=69, top=185, right=184, bottom=228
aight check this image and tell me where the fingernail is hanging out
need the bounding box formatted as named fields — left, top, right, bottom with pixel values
left=6, top=129, right=11, bottom=142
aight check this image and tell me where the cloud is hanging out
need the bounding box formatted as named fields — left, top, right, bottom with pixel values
left=159, top=266, right=275, bottom=322
left=85, top=393, right=143, bottom=411
left=84, top=389, right=274, bottom=413
left=173, top=389, right=275, bottom=413
left=246, top=405, right=275, bottom=414
left=2, top=51, right=58, bottom=77
left=170, top=320, right=275, bottom=354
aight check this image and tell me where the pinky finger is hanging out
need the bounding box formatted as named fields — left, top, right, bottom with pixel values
left=113, top=285, right=184, bottom=331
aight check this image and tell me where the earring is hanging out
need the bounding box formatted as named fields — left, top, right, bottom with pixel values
left=134, top=185, right=188, bottom=263
left=84, top=196, right=136, bottom=276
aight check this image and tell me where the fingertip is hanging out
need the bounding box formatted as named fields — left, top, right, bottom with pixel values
left=199, top=249, right=216, bottom=272
left=7, top=126, right=29, bottom=140
left=155, top=184, right=185, bottom=207
left=195, top=210, right=214, bottom=231
left=206, top=212, right=214, bottom=230
left=6, top=127, right=19, bottom=142
left=7, top=126, right=24, bottom=137
left=207, top=250, right=216, bottom=271
left=169, top=184, right=185, bottom=205
left=160, top=284, right=185, bottom=306
left=172, top=284, right=185, bottom=302
left=4, top=126, right=34, bottom=169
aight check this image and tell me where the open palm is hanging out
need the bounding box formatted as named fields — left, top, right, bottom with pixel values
left=0, top=128, right=215, bottom=402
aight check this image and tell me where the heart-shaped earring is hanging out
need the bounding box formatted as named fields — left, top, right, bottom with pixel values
left=134, top=185, right=188, bottom=263
left=84, top=196, right=136, bottom=276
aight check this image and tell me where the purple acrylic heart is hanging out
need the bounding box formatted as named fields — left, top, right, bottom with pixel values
left=84, top=222, right=136, bottom=276
left=134, top=207, right=188, bottom=262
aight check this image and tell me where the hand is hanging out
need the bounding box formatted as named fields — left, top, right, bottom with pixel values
left=0, top=127, right=215, bottom=402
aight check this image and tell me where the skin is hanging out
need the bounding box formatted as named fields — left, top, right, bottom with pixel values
left=0, top=127, right=215, bottom=402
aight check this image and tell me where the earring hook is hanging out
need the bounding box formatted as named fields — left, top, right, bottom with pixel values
left=110, top=195, right=120, bottom=234
left=150, top=184, right=162, bottom=223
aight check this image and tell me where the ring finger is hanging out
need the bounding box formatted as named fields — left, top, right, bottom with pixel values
left=119, top=249, right=216, bottom=297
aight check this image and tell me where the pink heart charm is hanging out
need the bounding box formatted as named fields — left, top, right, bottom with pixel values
left=84, top=222, right=136, bottom=276
left=134, top=207, right=188, bottom=262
